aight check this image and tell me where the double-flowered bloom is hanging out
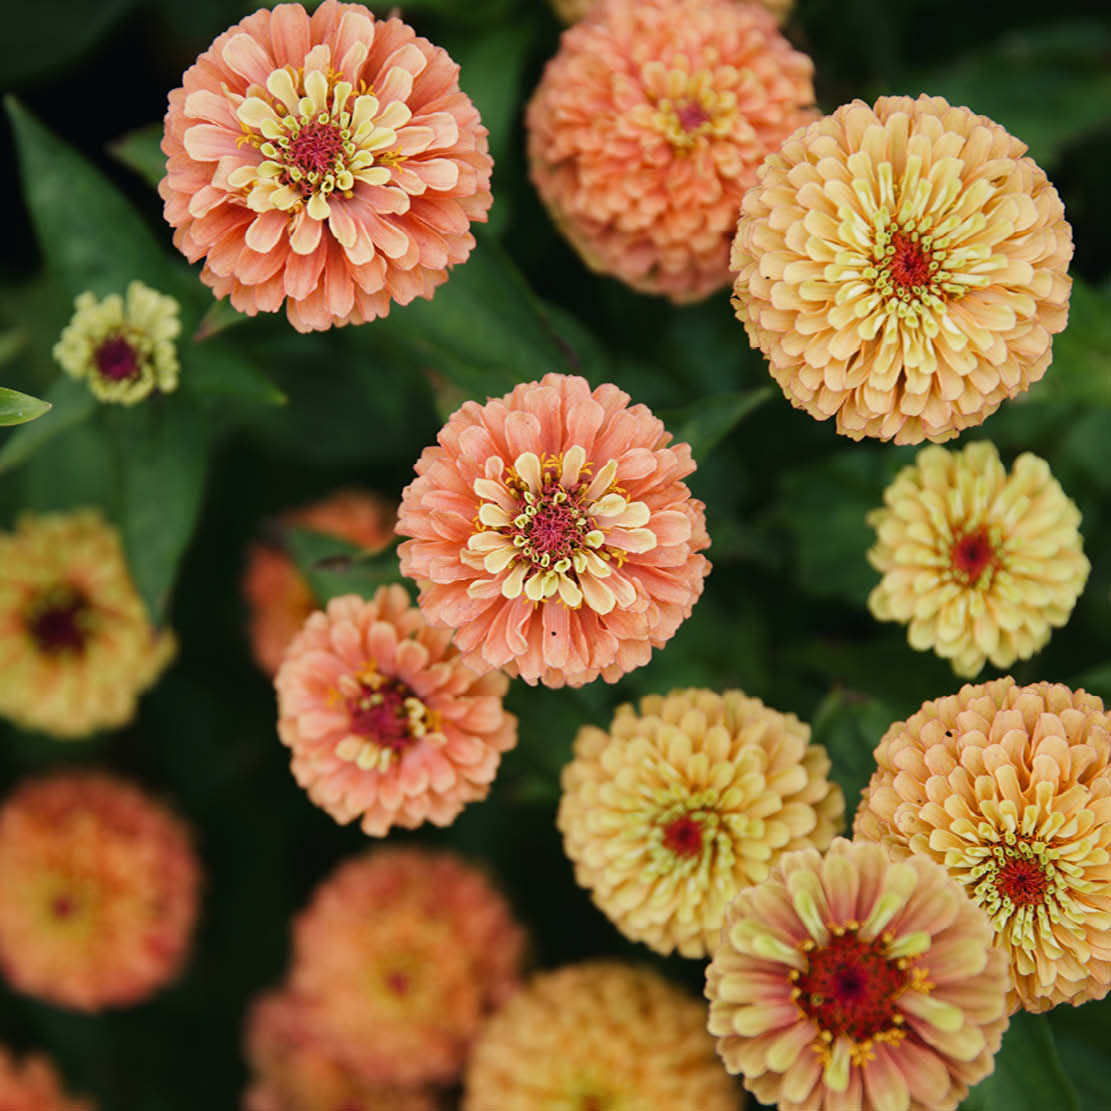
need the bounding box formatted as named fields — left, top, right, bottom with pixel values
left=161, top=0, right=492, bottom=331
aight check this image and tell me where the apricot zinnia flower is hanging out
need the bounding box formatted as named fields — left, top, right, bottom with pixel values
left=463, top=962, right=739, bottom=1110
left=397, top=373, right=710, bottom=687
left=550, top=0, right=793, bottom=24
left=53, top=281, right=181, bottom=405
left=707, top=838, right=1009, bottom=1111
left=160, top=0, right=492, bottom=332
left=243, top=488, right=396, bottom=675
left=559, top=688, right=844, bottom=957
left=276, top=585, right=516, bottom=835
left=526, top=0, right=815, bottom=302
left=0, top=1047, right=93, bottom=1111
left=289, top=848, right=525, bottom=1087
left=731, top=94, right=1073, bottom=443
left=0, top=509, right=175, bottom=739
left=0, top=772, right=201, bottom=1011
left=854, top=678, right=1111, bottom=1013
left=867, top=441, right=1088, bottom=677
left=244, top=990, right=437, bottom=1111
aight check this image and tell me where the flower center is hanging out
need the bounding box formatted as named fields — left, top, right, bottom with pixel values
left=995, top=857, right=1049, bottom=907
left=661, top=815, right=703, bottom=858
left=288, top=119, right=346, bottom=177
left=335, top=666, right=440, bottom=773
left=676, top=102, right=710, bottom=132
left=888, top=232, right=932, bottom=289
left=648, top=67, right=735, bottom=150
left=795, top=930, right=908, bottom=1042
left=384, top=969, right=410, bottom=995
left=25, top=584, right=90, bottom=655
left=93, top=335, right=140, bottom=382
left=951, top=526, right=997, bottom=586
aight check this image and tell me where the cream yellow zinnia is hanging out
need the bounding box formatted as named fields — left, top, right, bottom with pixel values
left=867, top=440, right=1088, bottom=677
left=558, top=688, right=844, bottom=957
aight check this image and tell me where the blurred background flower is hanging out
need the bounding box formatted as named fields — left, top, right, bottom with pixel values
left=0, top=1045, right=94, bottom=1111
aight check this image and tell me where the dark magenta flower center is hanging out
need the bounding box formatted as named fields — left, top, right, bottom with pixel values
left=94, top=335, right=140, bottom=382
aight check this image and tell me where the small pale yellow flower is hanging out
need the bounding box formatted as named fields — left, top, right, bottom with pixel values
left=53, top=281, right=181, bottom=405
left=558, top=688, right=844, bottom=957
left=867, top=440, right=1088, bottom=677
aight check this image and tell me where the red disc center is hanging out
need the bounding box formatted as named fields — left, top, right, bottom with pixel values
left=888, top=232, right=932, bottom=289
left=796, top=930, right=908, bottom=1042
left=94, top=335, right=140, bottom=382
left=676, top=102, right=710, bottom=132
left=951, top=526, right=996, bottom=585
left=662, top=815, right=703, bottom=858
left=26, top=586, right=89, bottom=655
left=524, top=486, right=583, bottom=560
left=51, top=893, right=76, bottom=919
left=347, top=681, right=415, bottom=753
left=289, top=120, right=344, bottom=177
left=385, top=969, right=410, bottom=995
left=995, top=857, right=1049, bottom=907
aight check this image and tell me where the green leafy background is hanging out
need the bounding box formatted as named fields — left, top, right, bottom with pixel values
left=1, top=0, right=1109, bottom=1106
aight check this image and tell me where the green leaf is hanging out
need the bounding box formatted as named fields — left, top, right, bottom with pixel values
left=365, top=230, right=569, bottom=402
left=282, top=527, right=404, bottom=605
left=1025, top=278, right=1111, bottom=406
left=194, top=299, right=251, bottom=342
left=0, top=386, right=51, bottom=426
left=960, top=1011, right=1079, bottom=1111
left=6, top=97, right=187, bottom=304
left=809, top=688, right=895, bottom=815
left=109, top=122, right=166, bottom=190
left=112, top=402, right=212, bottom=623
left=0, top=375, right=94, bottom=473
left=181, top=344, right=287, bottom=407
left=664, top=386, right=774, bottom=461
left=1048, top=996, right=1111, bottom=1111
left=909, top=23, right=1111, bottom=168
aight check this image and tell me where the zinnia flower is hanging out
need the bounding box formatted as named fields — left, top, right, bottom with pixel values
left=396, top=373, right=710, bottom=687
left=730, top=94, right=1073, bottom=443
left=706, top=838, right=1010, bottom=1111
left=160, top=0, right=492, bottom=332
left=854, top=678, right=1111, bottom=1013
left=0, top=1047, right=94, bottom=1111
left=275, top=585, right=517, bottom=835
left=550, top=0, right=793, bottom=24
left=52, top=281, right=181, bottom=405
left=0, top=509, right=175, bottom=738
left=558, top=688, right=844, bottom=957
left=463, top=961, right=741, bottom=1110
left=0, top=772, right=202, bottom=1011
left=288, top=848, right=526, bottom=1087
left=867, top=441, right=1089, bottom=677
left=244, top=989, right=437, bottom=1111
left=243, top=488, right=396, bottom=675
left=526, top=0, right=815, bottom=301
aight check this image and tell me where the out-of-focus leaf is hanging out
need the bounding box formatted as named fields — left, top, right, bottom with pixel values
left=664, top=386, right=773, bottom=462
left=1048, top=997, right=1111, bottom=1111
left=109, top=122, right=166, bottom=190
left=1026, top=278, right=1111, bottom=406
left=809, top=688, right=896, bottom=815
left=0, top=375, right=94, bottom=473
left=6, top=98, right=190, bottom=304
left=181, top=344, right=287, bottom=407
left=0, top=387, right=50, bottom=426
left=541, top=301, right=612, bottom=383
left=113, top=402, right=212, bottom=623
left=911, top=23, right=1111, bottom=168
left=283, top=527, right=404, bottom=605
left=960, top=1011, right=1079, bottom=1111
left=0, top=328, right=27, bottom=366
left=194, top=299, right=251, bottom=341
left=367, top=230, right=568, bottom=401
left=0, top=0, right=137, bottom=85
left=1069, top=662, right=1111, bottom=701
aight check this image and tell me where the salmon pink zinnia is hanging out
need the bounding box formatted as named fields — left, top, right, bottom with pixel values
left=161, top=0, right=493, bottom=332
left=0, top=1046, right=94, bottom=1111
left=397, top=373, right=710, bottom=687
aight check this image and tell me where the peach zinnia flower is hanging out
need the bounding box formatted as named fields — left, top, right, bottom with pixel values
left=0, top=509, right=175, bottom=739
left=397, top=373, right=710, bottom=687
left=559, top=688, right=844, bottom=956
left=244, top=989, right=437, bottom=1111
left=706, top=838, right=1010, bottom=1111
left=0, top=772, right=202, bottom=1011
left=160, top=0, right=492, bottom=332
left=288, top=848, right=525, bottom=1087
left=731, top=94, right=1073, bottom=443
left=0, top=1047, right=94, bottom=1111
left=276, top=585, right=516, bottom=835
left=854, top=678, right=1111, bottom=1013
left=526, top=0, right=815, bottom=302
left=463, top=961, right=740, bottom=1110
left=243, top=488, right=396, bottom=675
left=551, top=0, right=794, bottom=24
left=867, top=441, right=1088, bottom=677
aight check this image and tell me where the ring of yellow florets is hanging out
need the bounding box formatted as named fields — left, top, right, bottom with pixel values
left=229, top=65, right=408, bottom=222
left=644, top=65, right=737, bottom=151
